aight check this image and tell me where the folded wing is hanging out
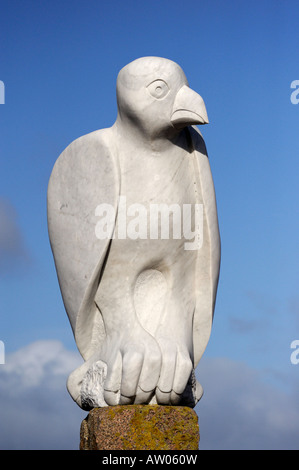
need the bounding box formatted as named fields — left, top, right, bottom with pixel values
left=189, top=126, right=221, bottom=366
left=47, top=128, right=120, bottom=360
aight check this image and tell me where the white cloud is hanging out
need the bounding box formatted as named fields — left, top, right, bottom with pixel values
left=0, top=340, right=86, bottom=450
left=3, top=340, right=78, bottom=387
left=0, top=341, right=298, bottom=450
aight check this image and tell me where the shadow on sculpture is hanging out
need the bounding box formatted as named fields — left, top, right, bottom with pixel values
left=47, top=56, right=220, bottom=411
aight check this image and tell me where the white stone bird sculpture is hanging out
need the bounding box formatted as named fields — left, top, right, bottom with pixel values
left=47, top=57, right=220, bottom=409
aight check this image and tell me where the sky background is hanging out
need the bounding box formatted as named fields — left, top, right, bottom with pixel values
left=0, top=0, right=298, bottom=450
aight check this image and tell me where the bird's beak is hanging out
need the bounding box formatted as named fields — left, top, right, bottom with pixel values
left=171, top=85, right=209, bottom=129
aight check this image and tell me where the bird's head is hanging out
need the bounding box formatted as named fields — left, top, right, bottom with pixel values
left=115, top=56, right=208, bottom=141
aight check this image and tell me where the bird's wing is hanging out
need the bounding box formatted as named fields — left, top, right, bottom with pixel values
left=47, top=128, right=120, bottom=360
left=189, top=126, right=221, bottom=366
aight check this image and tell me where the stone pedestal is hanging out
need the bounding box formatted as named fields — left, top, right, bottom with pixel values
left=80, top=405, right=199, bottom=450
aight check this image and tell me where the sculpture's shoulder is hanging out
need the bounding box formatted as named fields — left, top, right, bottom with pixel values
left=65, top=127, right=114, bottom=152
left=47, top=127, right=120, bottom=212
left=47, top=125, right=120, bottom=228
left=49, top=128, right=115, bottom=181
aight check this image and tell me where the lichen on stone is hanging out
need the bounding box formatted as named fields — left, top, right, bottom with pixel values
left=80, top=405, right=199, bottom=450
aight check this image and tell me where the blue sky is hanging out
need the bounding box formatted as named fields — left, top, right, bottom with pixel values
left=0, top=0, right=298, bottom=449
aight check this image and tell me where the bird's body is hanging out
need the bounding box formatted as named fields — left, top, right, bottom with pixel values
left=47, top=57, right=220, bottom=409
left=95, top=126, right=199, bottom=405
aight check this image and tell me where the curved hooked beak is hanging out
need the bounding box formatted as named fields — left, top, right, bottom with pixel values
left=171, top=85, right=209, bottom=129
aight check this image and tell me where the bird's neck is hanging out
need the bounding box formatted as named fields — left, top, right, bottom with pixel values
left=112, top=118, right=182, bottom=153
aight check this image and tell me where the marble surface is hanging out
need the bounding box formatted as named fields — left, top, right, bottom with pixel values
left=47, top=57, right=220, bottom=409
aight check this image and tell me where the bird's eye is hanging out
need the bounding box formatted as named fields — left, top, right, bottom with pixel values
left=147, top=79, right=170, bottom=100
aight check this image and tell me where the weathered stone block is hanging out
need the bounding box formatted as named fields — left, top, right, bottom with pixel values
left=80, top=405, right=199, bottom=450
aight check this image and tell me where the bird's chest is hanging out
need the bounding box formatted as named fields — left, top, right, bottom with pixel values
left=109, top=145, right=200, bottom=264
left=118, top=148, right=197, bottom=208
